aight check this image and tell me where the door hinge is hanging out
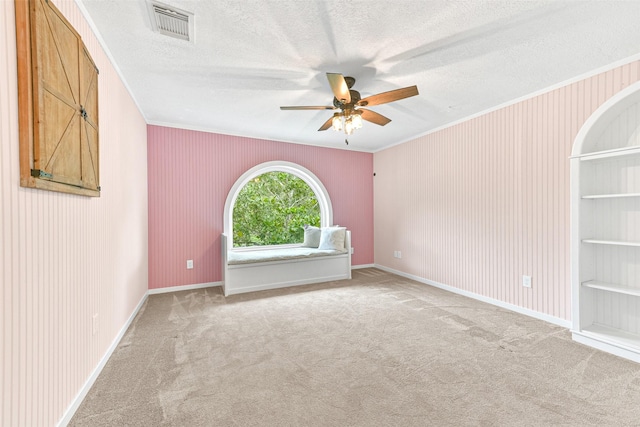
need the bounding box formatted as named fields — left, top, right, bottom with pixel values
left=31, top=169, right=53, bottom=179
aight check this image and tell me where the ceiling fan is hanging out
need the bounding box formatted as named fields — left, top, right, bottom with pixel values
left=280, top=73, right=419, bottom=137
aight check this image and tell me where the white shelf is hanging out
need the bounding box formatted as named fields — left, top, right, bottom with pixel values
left=573, top=145, right=640, bottom=161
left=582, top=239, right=640, bottom=247
left=582, top=280, right=640, bottom=297
left=571, top=85, right=640, bottom=363
left=580, top=324, right=640, bottom=352
left=582, top=192, right=640, bottom=199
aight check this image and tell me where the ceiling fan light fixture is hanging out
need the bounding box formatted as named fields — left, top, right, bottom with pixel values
left=344, top=116, right=355, bottom=135
left=281, top=73, right=419, bottom=139
left=331, top=110, right=362, bottom=134
left=352, top=111, right=363, bottom=129
left=332, top=113, right=343, bottom=131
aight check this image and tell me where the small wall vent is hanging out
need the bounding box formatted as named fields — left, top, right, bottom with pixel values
left=147, top=1, right=194, bottom=41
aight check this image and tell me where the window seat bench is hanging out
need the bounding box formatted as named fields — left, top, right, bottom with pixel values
left=221, top=231, right=352, bottom=296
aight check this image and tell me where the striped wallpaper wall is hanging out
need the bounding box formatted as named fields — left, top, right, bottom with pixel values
left=1, top=1, right=148, bottom=425
left=147, top=125, right=374, bottom=289
left=374, top=61, right=640, bottom=322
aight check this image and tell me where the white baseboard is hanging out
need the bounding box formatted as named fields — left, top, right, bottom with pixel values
left=374, top=264, right=571, bottom=329
left=148, top=281, right=223, bottom=295
left=57, top=292, right=148, bottom=427
left=352, top=263, right=375, bottom=270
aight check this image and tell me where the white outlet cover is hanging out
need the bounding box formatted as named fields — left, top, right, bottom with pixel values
left=523, top=275, right=532, bottom=288
left=187, top=259, right=194, bottom=269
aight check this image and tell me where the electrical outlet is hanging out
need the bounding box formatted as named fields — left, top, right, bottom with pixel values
left=523, top=275, right=532, bottom=288
left=397, top=251, right=402, bottom=259
left=187, top=259, right=194, bottom=269
left=350, top=247, right=354, bottom=254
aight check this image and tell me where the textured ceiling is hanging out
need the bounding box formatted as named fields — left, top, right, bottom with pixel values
left=77, top=0, right=640, bottom=152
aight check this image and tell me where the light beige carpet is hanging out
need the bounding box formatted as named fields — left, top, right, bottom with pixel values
left=70, top=268, right=640, bottom=426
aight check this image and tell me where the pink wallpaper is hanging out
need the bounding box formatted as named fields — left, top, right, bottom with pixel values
left=1, top=1, right=148, bottom=425
left=147, top=126, right=374, bottom=289
left=374, top=61, right=640, bottom=322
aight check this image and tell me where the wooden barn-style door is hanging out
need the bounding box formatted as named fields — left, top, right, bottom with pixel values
left=15, top=0, right=100, bottom=197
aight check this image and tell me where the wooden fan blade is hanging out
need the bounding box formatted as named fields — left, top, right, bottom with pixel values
left=358, top=85, right=419, bottom=107
left=280, top=106, right=335, bottom=110
left=326, top=73, right=351, bottom=104
left=360, top=108, right=391, bottom=126
left=318, top=116, right=333, bottom=131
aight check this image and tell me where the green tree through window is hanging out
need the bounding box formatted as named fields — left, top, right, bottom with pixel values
left=233, top=171, right=321, bottom=247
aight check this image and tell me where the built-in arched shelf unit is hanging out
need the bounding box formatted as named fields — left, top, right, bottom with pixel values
left=223, top=161, right=333, bottom=248
left=571, top=81, right=640, bottom=363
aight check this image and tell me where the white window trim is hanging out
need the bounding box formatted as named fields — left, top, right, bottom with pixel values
left=223, top=161, right=333, bottom=248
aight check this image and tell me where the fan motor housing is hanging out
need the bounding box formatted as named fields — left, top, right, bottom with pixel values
left=333, top=89, right=361, bottom=108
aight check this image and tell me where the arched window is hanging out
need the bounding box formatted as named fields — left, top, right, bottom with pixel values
left=233, top=171, right=320, bottom=247
left=224, top=161, right=333, bottom=248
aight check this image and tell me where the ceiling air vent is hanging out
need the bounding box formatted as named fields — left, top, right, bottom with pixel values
left=147, top=1, right=194, bottom=41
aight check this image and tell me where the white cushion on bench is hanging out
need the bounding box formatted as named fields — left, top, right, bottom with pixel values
left=227, top=246, right=347, bottom=265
